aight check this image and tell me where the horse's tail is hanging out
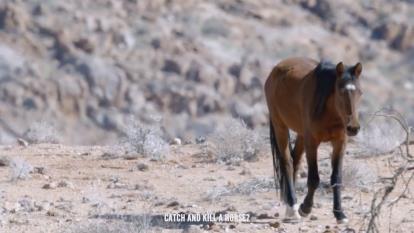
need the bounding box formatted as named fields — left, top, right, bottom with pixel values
left=269, top=117, right=292, bottom=204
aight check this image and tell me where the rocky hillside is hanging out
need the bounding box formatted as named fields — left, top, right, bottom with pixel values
left=0, top=0, right=413, bottom=144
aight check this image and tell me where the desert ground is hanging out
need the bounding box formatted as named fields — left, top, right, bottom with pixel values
left=0, top=140, right=412, bottom=233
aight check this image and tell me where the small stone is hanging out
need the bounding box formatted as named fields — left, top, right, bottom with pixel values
left=107, top=182, right=128, bottom=189
left=33, top=166, right=46, bottom=174
left=310, top=215, right=318, bottom=220
left=17, top=138, right=29, bottom=147
left=225, top=205, right=237, bottom=212
left=171, top=138, right=182, bottom=145
left=269, top=221, right=280, bottom=228
left=239, top=168, right=251, bottom=175
left=58, top=181, right=75, bottom=189
left=46, top=210, right=58, bottom=216
left=136, top=163, right=149, bottom=171
left=195, top=136, right=206, bottom=144
left=0, top=156, right=10, bottom=166
left=101, top=152, right=119, bottom=160
left=257, top=213, right=272, bottom=219
left=123, top=154, right=139, bottom=160
left=167, top=201, right=180, bottom=208
left=42, top=182, right=57, bottom=189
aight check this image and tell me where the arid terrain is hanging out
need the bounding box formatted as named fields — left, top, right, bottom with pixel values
left=0, top=140, right=413, bottom=233
left=1, top=0, right=414, bottom=233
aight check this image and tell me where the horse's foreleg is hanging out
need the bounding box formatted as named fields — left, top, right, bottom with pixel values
left=299, top=136, right=320, bottom=217
left=331, top=139, right=348, bottom=224
left=273, top=123, right=300, bottom=222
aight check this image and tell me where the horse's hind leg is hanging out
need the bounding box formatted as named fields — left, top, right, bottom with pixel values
left=291, top=135, right=304, bottom=183
left=299, top=135, right=320, bottom=217
left=331, top=139, right=348, bottom=224
left=271, top=120, right=300, bottom=222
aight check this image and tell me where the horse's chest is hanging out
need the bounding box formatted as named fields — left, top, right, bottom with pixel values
left=316, top=124, right=346, bottom=142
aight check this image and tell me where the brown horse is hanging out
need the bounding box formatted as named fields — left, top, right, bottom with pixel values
left=264, top=57, right=362, bottom=223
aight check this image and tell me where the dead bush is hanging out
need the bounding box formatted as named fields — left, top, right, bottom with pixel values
left=209, top=118, right=265, bottom=164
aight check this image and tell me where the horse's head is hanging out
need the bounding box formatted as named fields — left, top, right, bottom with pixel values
left=334, top=62, right=363, bottom=136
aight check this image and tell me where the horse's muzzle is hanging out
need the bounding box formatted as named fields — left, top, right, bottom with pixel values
left=346, top=126, right=360, bottom=136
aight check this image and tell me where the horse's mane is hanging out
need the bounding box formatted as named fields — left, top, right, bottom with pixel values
left=313, top=61, right=337, bottom=119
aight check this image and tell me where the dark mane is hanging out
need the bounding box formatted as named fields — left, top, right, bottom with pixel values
left=313, top=61, right=337, bottom=119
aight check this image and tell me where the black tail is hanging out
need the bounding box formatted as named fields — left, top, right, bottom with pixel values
left=269, top=118, right=294, bottom=204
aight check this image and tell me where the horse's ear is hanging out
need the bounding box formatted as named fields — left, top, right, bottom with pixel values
left=353, top=62, right=362, bottom=78
left=336, top=62, right=344, bottom=75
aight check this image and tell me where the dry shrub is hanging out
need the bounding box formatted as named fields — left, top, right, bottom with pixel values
left=64, top=217, right=151, bottom=233
left=209, top=118, right=265, bottom=164
left=120, top=116, right=169, bottom=161
left=24, top=120, right=60, bottom=144
left=342, top=163, right=377, bottom=189
left=9, top=158, right=33, bottom=181
left=204, top=177, right=275, bottom=202
left=354, top=116, right=406, bottom=155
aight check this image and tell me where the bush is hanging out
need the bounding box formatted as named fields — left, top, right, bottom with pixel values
left=64, top=217, right=151, bottom=233
left=342, top=163, right=377, bottom=189
left=9, top=158, right=33, bottom=181
left=204, top=177, right=275, bottom=202
left=121, top=116, right=169, bottom=161
left=24, top=120, right=60, bottom=144
left=209, top=118, right=265, bottom=164
left=354, top=115, right=406, bottom=155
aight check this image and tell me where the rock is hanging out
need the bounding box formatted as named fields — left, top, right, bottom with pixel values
left=101, top=152, right=119, bottom=160
left=166, top=201, right=180, bottom=208
left=0, top=156, right=10, bottom=167
left=107, top=182, right=128, bottom=189
left=17, top=138, right=29, bottom=147
left=310, top=215, right=318, bottom=220
left=257, top=213, right=272, bottom=219
left=42, top=182, right=57, bottom=189
left=269, top=221, right=280, bottom=228
left=136, top=163, right=149, bottom=171
left=170, top=137, right=182, bottom=145
left=33, top=166, right=46, bottom=174
left=162, top=59, right=181, bottom=74
left=57, top=181, right=75, bottom=189
left=123, top=153, right=139, bottom=160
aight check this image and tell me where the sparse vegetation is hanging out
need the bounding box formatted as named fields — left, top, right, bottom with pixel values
left=64, top=217, right=151, bottom=233
left=355, top=113, right=406, bottom=155
left=24, top=121, right=60, bottom=144
left=9, top=158, right=33, bottom=181
left=342, top=163, right=377, bottom=189
left=209, top=118, right=265, bottom=164
left=204, top=177, right=275, bottom=202
left=120, top=116, right=169, bottom=161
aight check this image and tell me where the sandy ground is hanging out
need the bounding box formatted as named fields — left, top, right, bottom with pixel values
left=0, top=143, right=413, bottom=233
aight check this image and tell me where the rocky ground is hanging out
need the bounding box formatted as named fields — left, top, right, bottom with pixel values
left=0, top=0, right=414, bottom=144
left=0, top=142, right=413, bottom=233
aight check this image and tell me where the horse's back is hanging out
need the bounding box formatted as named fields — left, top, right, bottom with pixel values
left=265, top=57, right=318, bottom=133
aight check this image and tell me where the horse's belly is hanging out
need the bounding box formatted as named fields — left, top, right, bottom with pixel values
left=274, top=85, right=304, bottom=133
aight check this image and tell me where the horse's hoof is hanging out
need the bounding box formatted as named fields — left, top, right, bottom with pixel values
left=337, top=218, right=349, bottom=224
left=283, top=204, right=301, bottom=223
left=298, top=206, right=309, bottom=217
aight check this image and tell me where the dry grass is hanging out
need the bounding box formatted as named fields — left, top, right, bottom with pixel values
left=24, top=120, right=60, bottom=144
left=204, top=176, right=275, bottom=202
left=120, top=116, right=169, bottom=161
left=209, top=118, right=266, bottom=165
left=9, top=158, right=33, bottom=181
left=64, top=217, right=152, bottom=233
left=355, top=115, right=406, bottom=156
